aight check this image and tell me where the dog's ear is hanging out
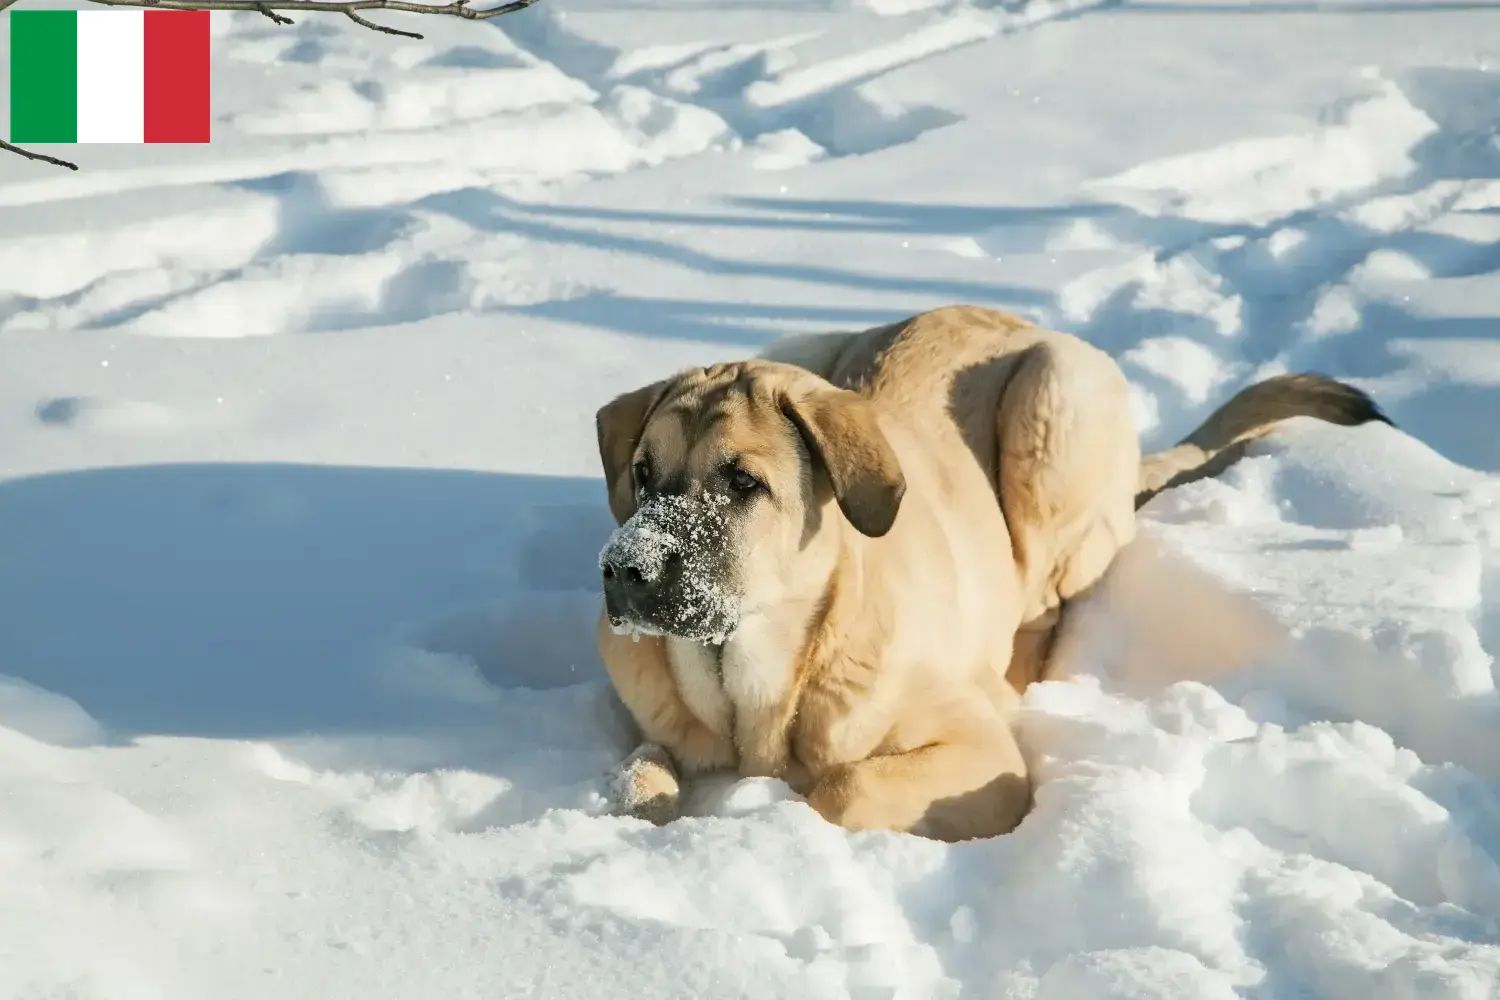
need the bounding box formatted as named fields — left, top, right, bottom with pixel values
left=782, top=388, right=905, bottom=538
left=596, top=379, right=671, bottom=524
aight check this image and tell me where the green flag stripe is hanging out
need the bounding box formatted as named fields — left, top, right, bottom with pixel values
left=10, top=11, right=79, bottom=144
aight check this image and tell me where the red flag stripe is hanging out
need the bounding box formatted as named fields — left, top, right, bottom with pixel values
left=143, top=11, right=210, bottom=144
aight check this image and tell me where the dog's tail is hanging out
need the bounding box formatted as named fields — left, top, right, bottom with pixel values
left=1135, top=373, right=1393, bottom=510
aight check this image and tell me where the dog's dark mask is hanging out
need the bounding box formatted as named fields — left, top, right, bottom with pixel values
left=597, top=492, right=741, bottom=644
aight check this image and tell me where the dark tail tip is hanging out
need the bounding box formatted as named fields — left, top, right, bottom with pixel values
left=1276, top=372, right=1396, bottom=430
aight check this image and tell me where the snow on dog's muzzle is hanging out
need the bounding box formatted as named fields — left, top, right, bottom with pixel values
left=598, top=493, right=740, bottom=644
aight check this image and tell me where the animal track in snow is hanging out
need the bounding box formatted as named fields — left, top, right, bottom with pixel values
left=968, top=72, right=1500, bottom=474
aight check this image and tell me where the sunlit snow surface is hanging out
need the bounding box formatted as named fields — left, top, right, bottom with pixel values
left=1, top=1, right=1498, bottom=996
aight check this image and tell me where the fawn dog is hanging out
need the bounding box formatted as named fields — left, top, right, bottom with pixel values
left=591, top=305, right=1389, bottom=841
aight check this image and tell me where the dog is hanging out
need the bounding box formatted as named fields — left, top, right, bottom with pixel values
left=591, top=304, right=1389, bottom=842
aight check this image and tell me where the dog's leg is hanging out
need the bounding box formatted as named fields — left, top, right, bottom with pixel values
left=612, top=741, right=683, bottom=826
left=996, top=338, right=1140, bottom=684
left=804, top=704, right=1030, bottom=842
left=1007, top=608, right=1059, bottom=692
left=596, top=610, right=736, bottom=823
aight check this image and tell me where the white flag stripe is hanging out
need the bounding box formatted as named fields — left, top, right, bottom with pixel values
left=76, top=11, right=145, bottom=144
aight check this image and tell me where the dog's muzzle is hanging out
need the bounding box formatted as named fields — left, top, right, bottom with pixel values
left=598, top=494, right=739, bottom=643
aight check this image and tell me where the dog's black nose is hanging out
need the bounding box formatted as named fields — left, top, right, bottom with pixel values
left=601, top=550, right=680, bottom=593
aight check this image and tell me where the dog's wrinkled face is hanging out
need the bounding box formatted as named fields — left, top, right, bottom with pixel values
left=595, top=361, right=906, bottom=644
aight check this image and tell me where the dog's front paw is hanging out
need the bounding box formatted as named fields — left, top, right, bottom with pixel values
left=611, top=742, right=682, bottom=826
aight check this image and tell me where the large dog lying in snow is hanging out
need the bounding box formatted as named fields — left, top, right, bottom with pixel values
left=592, top=304, right=1388, bottom=842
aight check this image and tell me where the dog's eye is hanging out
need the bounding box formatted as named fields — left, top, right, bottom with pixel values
left=728, top=467, right=763, bottom=495
left=633, top=457, right=652, bottom=490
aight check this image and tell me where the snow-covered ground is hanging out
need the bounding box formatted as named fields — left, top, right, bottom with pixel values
left=2, top=0, right=1500, bottom=996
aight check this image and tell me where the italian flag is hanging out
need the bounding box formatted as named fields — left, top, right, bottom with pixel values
left=8, top=10, right=211, bottom=144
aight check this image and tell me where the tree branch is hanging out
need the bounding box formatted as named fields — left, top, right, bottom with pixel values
left=1, top=0, right=543, bottom=168
left=344, top=6, right=421, bottom=38
left=73, top=0, right=543, bottom=30
left=255, top=3, right=295, bottom=24
left=1, top=139, right=80, bottom=170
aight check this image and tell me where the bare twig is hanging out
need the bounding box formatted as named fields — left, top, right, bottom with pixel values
left=0, top=139, right=80, bottom=170
left=1, top=0, right=543, bottom=169
left=344, top=6, right=420, bottom=37
left=255, top=3, right=294, bottom=24
left=82, top=0, right=540, bottom=33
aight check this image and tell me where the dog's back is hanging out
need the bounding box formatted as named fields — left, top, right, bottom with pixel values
left=760, top=306, right=1393, bottom=510
left=756, top=328, right=864, bottom=379
left=758, top=306, right=1041, bottom=397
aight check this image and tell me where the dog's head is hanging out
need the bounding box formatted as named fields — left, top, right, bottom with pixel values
left=594, top=360, right=906, bottom=644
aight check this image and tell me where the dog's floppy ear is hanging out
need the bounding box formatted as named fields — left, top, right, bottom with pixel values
left=782, top=388, right=905, bottom=538
left=596, top=379, right=671, bottom=524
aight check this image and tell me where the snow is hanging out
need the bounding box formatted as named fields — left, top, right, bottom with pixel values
left=1, top=0, right=1498, bottom=997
